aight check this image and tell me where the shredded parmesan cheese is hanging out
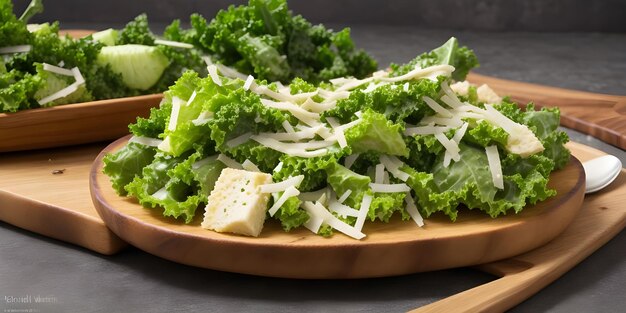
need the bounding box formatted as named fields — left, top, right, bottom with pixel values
left=298, top=188, right=327, bottom=202
left=328, top=201, right=359, bottom=218
left=37, top=83, right=80, bottom=105
left=259, top=175, right=305, bottom=193
left=423, top=96, right=452, bottom=118
left=242, top=159, right=261, bottom=172
left=273, top=161, right=283, bottom=173
left=435, top=133, right=460, bottom=166
left=260, top=99, right=320, bottom=126
left=192, top=155, right=218, bottom=170
left=250, top=136, right=330, bottom=158
left=217, top=154, right=243, bottom=169
left=443, top=122, right=469, bottom=167
left=485, top=145, right=504, bottom=189
left=375, top=164, right=385, bottom=184
left=167, top=99, right=183, bottom=131
left=0, top=45, right=31, bottom=54
left=207, top=64, right=222, bottom=86
left=267, top=186, right=300, bottom=216
left=337, top=190, right=352, bottom=203
left=243, top=75, right=254, bottom=91
left=129, top=136, right=163, bottom=147
left=282, top=121, right=296, bottom=133
left=43, top=63, right=74, bottom=76
left=354, top=194, right=372, bottom=232
left=226, top=133, right=252, bottom=148
left=379, top=155, right=410, bottom=182
left=344, top=154, right=359, bottom=169
left=37, top=64, right=87, bottom=105
left=154, top=39, right=194, bottom=49
left=405, top=125, right=451, bottom=136
left=404, top=193, right=424, bottom=227
left=369, top=183, right=411, bottom=193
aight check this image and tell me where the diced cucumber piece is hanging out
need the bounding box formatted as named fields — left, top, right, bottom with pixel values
left=92, top=28, right=118, bottom=46
left=97, top=44, right=170, bottom=90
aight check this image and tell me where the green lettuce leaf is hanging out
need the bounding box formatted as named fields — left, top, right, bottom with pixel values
left=102, top=142, right=157, bottom=195
left=168, top=0, right=377, bottom=83
left=390, top=37, right=478, bottom=81
left=344, top=109, right=408, bottom=157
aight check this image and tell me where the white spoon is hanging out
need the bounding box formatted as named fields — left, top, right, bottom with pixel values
left=582, top=155, right=622, bottom=194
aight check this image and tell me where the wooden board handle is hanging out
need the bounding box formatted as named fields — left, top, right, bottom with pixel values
left=411, top=142, right=626, bottom=312
left=468, top=73, right=626, bottom=149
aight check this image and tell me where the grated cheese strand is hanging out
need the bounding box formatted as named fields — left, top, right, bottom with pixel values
left=485, top=145, right=504, bottom=189
left=328, top=201, right=359, bottom=217
left=242, top=159, right=261, bottom=172
left=337, top=190, right=352, bottom=204
left=404, top=193, right=425, bottom=227
left=154, top=39, right=194, bottom=49
left=215, top=63, right=248, bottom=81
left=207, top=64, right=222, bottom=86
left=187, top=90, right=197, bottom=106
left=0, top=45, right=31, bottom=54
left=37, top=82, right=80, bottom=105
left=243, top=75, right=254, bottom=91
left=282, top=120, right=296, bottom=133
left=344, top=154, right=359, bottom=169
left=192, top=155, right=219, bottom=170
left=259, top=175, right=305, bottom=193
left=250, top=135, right=330, bottom=158
left=260, top=99, right=320, bottom=126
left=444, top=122, right=469, bottom=167
left=405, top=125, right=452, bottom=136
left=268, top=186, right=300, bottom=217
left=379, top=155, right=410, bottom=182
left=423, top=96, right=453, bottom=118
left=369, top=183, right=411, bottom=193
left=298, top=188, right=328, bottom=202
left=129, top=136, right=163, bottom=147
left=353, top=194, right=372, bottom=232
left=375, top=164, right=385, bottom=184
left=217, top=154, right=243, bottom=169
left=435, top=132, right=460, bottom=167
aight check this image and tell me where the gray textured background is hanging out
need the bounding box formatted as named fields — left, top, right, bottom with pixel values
left=2, top=1, right=626, bottom=313
left=12, top=0, right=626, bottom=32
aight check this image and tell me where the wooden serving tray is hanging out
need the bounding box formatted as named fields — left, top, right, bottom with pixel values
left=89, top=137, right=585, bottom=279
left=0, top=142, right=126, bottom=254
left=0, top=94, right=161, bottom=152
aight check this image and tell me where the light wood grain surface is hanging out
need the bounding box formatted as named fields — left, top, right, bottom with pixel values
left=89, top=136, right=585, bottom=279
left=0, top=143, right=126, bottom=254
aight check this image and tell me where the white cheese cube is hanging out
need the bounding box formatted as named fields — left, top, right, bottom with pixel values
left=450, top=80, right=470, bottom=96
left=201, top=168, right=272, bottom=237
left=477, top=84, right=502, bottom=104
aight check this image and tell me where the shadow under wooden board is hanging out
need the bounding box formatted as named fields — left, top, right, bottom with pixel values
left=468, top=73, right=626, bottom=150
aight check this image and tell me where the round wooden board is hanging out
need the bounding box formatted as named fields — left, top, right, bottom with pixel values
left=90, top=137, right=585, bottom=279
